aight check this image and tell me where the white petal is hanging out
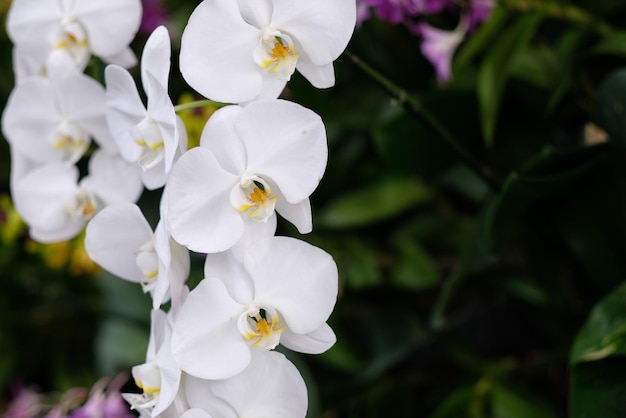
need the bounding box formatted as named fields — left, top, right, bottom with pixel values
left=246, top=236, right=338, bottom=334
left=146, top=309, right=167, bottom=361
left=8, top=146, right=38, bottom=193
left=199, top=105, right=247, bottom=175
left=230, top=214, right=277, bottom=261
left=201, top=350, right=308, bottom=418
left=141, top=26, right=171, bottom=93
left=236, top=0, right=272, bottom=28
left=153, top=315, right=181, bottom=416
left=139, top=161, right=167, bottom=191
left=171, top=278, right=250, bottom=379
left=274, top=190, right=312, bottom=234
left=180, top=0, right=262, bottom=103
left=255, top=72, right=288, bottom=101
left=71, top=0, right=142, bottom=58
left=271, top=0, right=356, bottom=65
left=84, top=203, right=153, bottom=283
left=204, top=250, right=254, bottom=305
left=152, top=220, right=190, bottom=312
left=100, top=46, right=137, bottom=68
left=54, top=73, right=117, bottom=154
left=13, top=163, right=78, bottom=232
left=105, top=64, right=146, bottom=162
left=184, top=377, right=237, bottom=418
left=7, top=0, right=63, bottom=56
left=47, top=49, right=83, bottom=79
left=2, top=78, right=63, bottom=163
left=29, top=222, right=85, bottom=243
left=180, top=409, right=214, bottom=418
left=296, top=58, right=335, bottom=89
left=237, top=99, right=327, bottom=203
left=12, top=46, right=47, bottom=83
left=280, top=322, right=336, bottom=354
left=84, top=150, right=143, bottom=205
left=144, top=71, right=177, bottom=173
left=167, top=147, right=242, bottom=253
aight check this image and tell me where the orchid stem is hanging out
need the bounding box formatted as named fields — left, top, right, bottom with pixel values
left=174, top=99, right=229, bottom=113
left=345, top=50, right=501, bottom=193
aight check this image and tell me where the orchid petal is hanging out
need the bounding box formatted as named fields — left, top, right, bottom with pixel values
left=141, top=26, right=171, bottom=93
left=187, top=350, right=308, bottom=418
left=144, top=71, right=177, bottom=173
left=2, top=78, right=62, bottom=164
left=100, top=46, right=137, bottom=68
left=105, top=64, right=146, bottom=162
left=296, top=58, right=335, bottom=89
left=180, top=0, right=261, bottom=103
left=236, top=100, right=327, bottom=203
left=171, top=278, right=250, bottom=380
left=280, top=322, right=336, bottom=354
left=54, top=73, right=116, bottom=154
left=236, top=0, right=272, bottom=28
left=204, top=250, right=254, bottom=305
left=84, top=150, right=143, bottom=205
left=273, top=184, right=312, bottom=234
left=167, top=147, right=242, bottom=253
left=199, top=105, right=247, bottom=175
left=13, top=163, right=78, bottom=232
left=71, top=0, right=142, bottom=58
left=271, top=0, right=356, bottom=65
left=246, top=236, right=338, bottom=334
left=85, top=203, right=153, bottom=284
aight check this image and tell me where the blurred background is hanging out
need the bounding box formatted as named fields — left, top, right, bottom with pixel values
left=2, top=0, right=626, bottom=417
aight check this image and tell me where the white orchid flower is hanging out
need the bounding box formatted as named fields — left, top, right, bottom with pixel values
left=85, top=201, right=190, bottom=311
left=184, top=350, right=307, bottom=418
left=2, top=72, right=116, bottom=166
left=123, top=309, right=182, bottom=418
left=7, top=0, right=142, bottom=73
left=171, top=236, right=337, bottom=380
left=166, top=99, right=327, bottom=254
left=179, top=0, right=357, bottom=103
left=12, top=150, right=142, bottom=243
left=106, top=26, right=187, bottom=190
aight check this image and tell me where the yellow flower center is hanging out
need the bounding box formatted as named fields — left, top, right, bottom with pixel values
left=254, top=30, right=300, bottom=80
left=235, top=179, right=278, bottom=222
left=238, top=306, right=284, bottom=349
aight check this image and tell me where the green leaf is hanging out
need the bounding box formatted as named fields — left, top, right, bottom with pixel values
left=485, top=146, right=604, bottom=248
left=570, top=358, right=626, bottom=418
left=477, top=14, right=543, bottom=147
left=429, top=387, right=474, bottom=418
left=342, top=237, right=382, bottom=289
left=591, top=31, right=626, bottom=57
left=490, top=384, right=559, bottom=418
left=391, top=237, right=439, bottom=291
left=499, top=277, right=549, bottom=307
left=317, top=177, right=431, bottom=229
left=596, top=67, right=626, bottom=147
left=372, top=107, right=456, bottom=178
left=571, top=282, right=626, bottom=364
left=359, top=313, right=424, bottom=381
left=454, top=6, right=509, bottom=71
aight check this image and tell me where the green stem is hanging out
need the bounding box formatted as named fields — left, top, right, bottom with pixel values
left=502, top=0, right=614, bottom=37
left=345, top=51, right=501, bottom=193
left=429, top=269, right=463, bottom=330
left=174, top=99, right=229, bottom=113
